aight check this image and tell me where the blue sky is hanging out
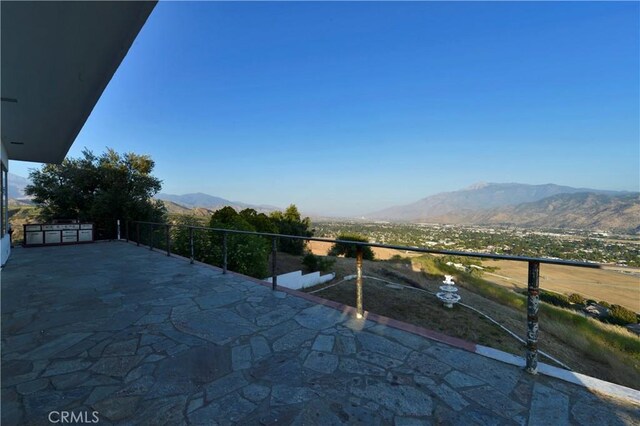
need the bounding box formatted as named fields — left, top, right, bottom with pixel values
left=11, top=1, right=640, bottom=216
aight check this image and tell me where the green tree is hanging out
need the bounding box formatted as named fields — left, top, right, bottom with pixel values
left=328, top=233, right=375, bottom=260
left=269, top=204, right=312, bottom=255
left=208, top=207, right=269, bottom=278
left=25, top=148, right=165, bottom=239
left=170, top=215, right=211, bottom=262
left=239, top=208, right=278, bottom=234
left=539, top=290, right=571, bottom=308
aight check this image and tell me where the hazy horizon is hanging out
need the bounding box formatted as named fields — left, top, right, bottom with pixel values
left=9, top=1, right=640, bottom=216
left=10, top=170, right=637, bottom=218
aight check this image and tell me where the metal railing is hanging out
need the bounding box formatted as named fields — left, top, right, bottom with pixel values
left=123, top=219, right=599, bottom=375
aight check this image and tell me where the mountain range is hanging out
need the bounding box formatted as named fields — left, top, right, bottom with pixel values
left=423, top=193, right=639, bottom=233
left=367, top=183, right=639, bottom=233
left=7, top=173, right=638, bottom=232
left=159, top=200, right=218, bottom=217
left=155, top=192, right=279, bottom=214
left=7, top=173, right=31, bottom=199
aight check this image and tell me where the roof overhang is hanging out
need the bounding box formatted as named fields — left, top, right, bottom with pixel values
left=1, top=1, right=157, bottom=164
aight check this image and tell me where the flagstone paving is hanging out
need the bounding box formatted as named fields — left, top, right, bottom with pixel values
left=2, top=242, right=638, bottom=425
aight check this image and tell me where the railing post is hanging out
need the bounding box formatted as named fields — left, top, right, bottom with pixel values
left=526, top=261, right=540, bottom=374
left=125, top=221, right=129, bottom=243
left=149, top=224, right=154, bottom=251
left=117, top=219, right=121, bottom=240
left=189, top=227, right=194, bottom=264
left=271, top=236, right=277, bottom=290
left=165, top=224, right=171, bottom=256
left=356, top=245, right=364, bottom=318
left=136, top=222, right=140, bottom=246
left=222, top=232, right=228, bottom=274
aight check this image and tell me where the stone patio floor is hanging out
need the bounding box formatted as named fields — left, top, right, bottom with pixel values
left=2, top=242, right=638, bottom=425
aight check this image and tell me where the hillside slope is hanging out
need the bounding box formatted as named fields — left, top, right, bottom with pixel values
left=8, top=173, right=31, bottom=199
left=156, top=192, right=278, bottom=213
left=368, top=182, right=626, bottom=222
left=160, top=200, right=214, bottom=217
left=462, top=193, right=640, bottom=232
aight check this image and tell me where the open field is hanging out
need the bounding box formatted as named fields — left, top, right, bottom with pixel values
left=308, top=240, right=422, bottom=261
left=481, top=260, right=640, bottom=312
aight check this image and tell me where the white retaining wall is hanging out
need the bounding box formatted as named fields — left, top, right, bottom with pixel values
left=265, top=270, right=335, bottom=290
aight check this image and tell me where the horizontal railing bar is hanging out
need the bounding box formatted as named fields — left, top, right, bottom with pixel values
left=131, top=220, right=600, bottom=269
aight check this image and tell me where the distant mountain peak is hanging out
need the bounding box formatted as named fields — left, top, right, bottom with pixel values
left=465, top=182, right=490, bottom=190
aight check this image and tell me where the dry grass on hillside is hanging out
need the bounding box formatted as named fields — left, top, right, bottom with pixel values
left=481, top=259, right=640, bottom=312
left=402, top=261, right=640, bottom=390
left=8, top=205, right=40, bottom=243
left=315, top=277, right=523, bottom=354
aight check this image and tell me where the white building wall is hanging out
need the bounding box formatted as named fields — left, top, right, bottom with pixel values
left=1, top=139, right=10, bottom=266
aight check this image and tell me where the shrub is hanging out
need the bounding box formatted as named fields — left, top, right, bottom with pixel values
left=302, top=252, right=318, bottom=271
left=303, top=252, right=335, bottom=273
left=568, top=293, right=586, bottom=305
left=540, top=290, right=571, bottom=308
left=320, top=257, right=336, bottom=272
left=599, top=301, right=612, bottom=309
left=170, top=215, right=210, bottom=261
left=606, top=305, right=638, bottom=326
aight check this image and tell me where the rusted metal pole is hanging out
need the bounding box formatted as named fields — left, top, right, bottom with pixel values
left=271, top=237, right=277, bottom=290
left=526, top=261, right=540, bottom=374
left=356, top=245, right=364, bottom=318
left=165, top=224, right=171, bottom=256
left=222, top=232, right=228, bottom=274
left=136, top=222, right=140, bottom=246
left=189, top=227, right=194, bottom=264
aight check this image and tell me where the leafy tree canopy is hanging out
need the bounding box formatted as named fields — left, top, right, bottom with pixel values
left=270, top=204, right=312, bottom=255
left=329, top=233, right=375, bottom=260
left=170, top=215, right=211, bottom=262
left=208, top=207, right=270, bottom=278
left=239, top=208, right=278, bottom=234
left=25, top=148, right=166, bottom=238
left=168, top=204, right=312, bottom=277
